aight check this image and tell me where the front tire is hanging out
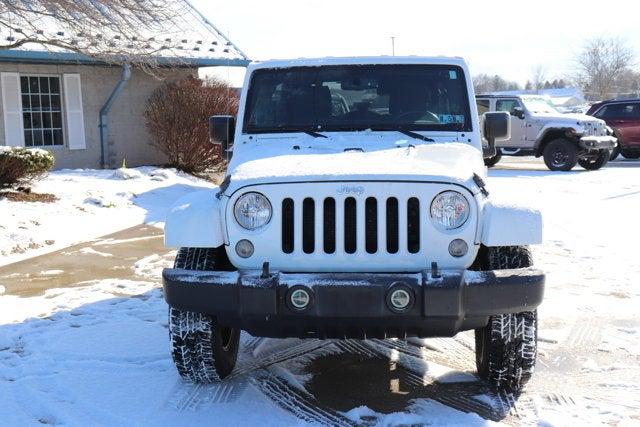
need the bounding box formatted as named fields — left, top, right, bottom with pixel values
left=474, top=246, right=538, bottom=392
left=578, top=150, right=609, bottom=170
left=621, top=149, right=640, bottom=159
left=542, top=139, right=578, bottom=171
left=609, top=144, right=620, bottom=161
left=169, top=247, right=240, bottom=383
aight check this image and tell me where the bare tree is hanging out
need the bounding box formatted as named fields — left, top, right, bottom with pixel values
left=144, top=76, right=238, bottom=174
left=473, top=73, right=521, bottom=94
left=0, top=0, right=235, bottom=73
left=575, top=37, right=635, bottom=100
left=531, top=65, right=547, bottom=90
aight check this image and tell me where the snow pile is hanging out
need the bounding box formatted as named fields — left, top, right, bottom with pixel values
left=111, top=167, right=144, bottom=180
left=0, top=167, right=212, bottom=266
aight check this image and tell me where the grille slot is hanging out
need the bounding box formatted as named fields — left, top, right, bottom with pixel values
left=386, top=197, right=399, bottom=254
left=344, top=197, right=357, bottom=254
left=302, top=198, right=315, bottom=254
left=323, top=198, right=336, bottom=254
left=365, top=197, right=378, bottom=254
left=282, top=198, right=294, bottom=254
left=407, top=197, right=420, bottom=253
left=281, top=195, right=422, bottom=255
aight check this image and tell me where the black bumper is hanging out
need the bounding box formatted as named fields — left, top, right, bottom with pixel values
left=163, top=268, right=544, bottom=339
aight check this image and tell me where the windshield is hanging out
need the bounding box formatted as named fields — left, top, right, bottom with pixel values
left=243, top=65, right=472, bottom=134
left=522, top=97, right=559, bottom=114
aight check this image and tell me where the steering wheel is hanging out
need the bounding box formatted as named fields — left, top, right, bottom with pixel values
left=394, top=110, right=440, bottom=123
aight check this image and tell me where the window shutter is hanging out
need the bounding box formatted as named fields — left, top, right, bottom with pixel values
left=63, top=73, right=86, bottom=150
left=1, top=72, right=25, bottom=147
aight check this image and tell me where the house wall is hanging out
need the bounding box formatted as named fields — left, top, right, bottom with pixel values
left=0, top=62, right=193, bottom=169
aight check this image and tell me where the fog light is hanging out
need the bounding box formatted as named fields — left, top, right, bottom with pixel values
left=390, top=289, right=411, bottom=310
left=235, top=239, right=254, bottom=258
left=448, top=239, right=468, bottom=257
left=290, top=288, right=310, bottom=309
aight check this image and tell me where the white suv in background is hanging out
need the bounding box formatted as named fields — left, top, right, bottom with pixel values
left=476, top=94, right=617, bottom=170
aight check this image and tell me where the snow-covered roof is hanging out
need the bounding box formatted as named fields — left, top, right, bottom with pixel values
left=0, top=0, right=249, bottom=67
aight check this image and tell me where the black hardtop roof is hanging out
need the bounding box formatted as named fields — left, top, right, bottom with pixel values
left=596, top=98, right=640, bottom=104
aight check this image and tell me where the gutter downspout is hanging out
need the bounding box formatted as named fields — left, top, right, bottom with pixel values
left=99, top=64, right=131, bottom=168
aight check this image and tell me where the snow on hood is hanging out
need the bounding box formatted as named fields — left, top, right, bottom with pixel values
left=227, top=141, right=484, bottom=190
left=530, top=111, right=604, bottom=124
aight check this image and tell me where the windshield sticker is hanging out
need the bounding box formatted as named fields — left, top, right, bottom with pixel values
left=438, top=114, right=465, bottom=124
left=449, top=70, right=458, bottom=80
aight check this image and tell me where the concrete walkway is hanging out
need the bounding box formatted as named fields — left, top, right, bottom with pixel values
left=0, top=224, right=172, bottom=297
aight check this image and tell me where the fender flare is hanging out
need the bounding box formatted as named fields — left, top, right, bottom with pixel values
left=481, top=200, right=542, bottom=247
left=534, top=127, right=577, bottom=157
left=164, top=190, right=225, bottom=248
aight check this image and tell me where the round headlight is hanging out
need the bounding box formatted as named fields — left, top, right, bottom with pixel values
left=430, top=191, right=470, bottom=230
left=234, top=192, right=272, bottom=230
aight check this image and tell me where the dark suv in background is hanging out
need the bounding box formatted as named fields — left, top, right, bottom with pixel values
left=587, top=99, right=640, bottom=160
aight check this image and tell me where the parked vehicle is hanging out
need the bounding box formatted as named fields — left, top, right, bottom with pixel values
left=162, top=57, right=545, bottom=392
left=587, top=99, right=640, bottom=160
left=476, top=94, right=617, bottom=170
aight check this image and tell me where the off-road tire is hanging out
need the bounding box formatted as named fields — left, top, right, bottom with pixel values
left=578, top=150, right=609, bottom=170
left=621, top=149, right=640, bottom=159
left=484, top=149, right=502, bottom=168
left=474, top=246, right=538, bottom=392
left=169, top=247, right=240, bottom=383
left=542, top=138, right=578, bottom=171
left=609, top=144, right=620, bottom=161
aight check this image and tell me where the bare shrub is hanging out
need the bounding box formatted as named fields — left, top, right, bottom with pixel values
left=0, top=147, right=55, bottom=189
left=144, top=76, right=238, bottom=174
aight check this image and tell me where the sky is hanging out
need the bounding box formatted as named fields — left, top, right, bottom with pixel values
left=192, top=0, right=640, bottom=87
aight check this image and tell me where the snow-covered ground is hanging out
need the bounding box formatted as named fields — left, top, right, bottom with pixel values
left=0, top=167, right=212, bottom=266
left=1, top=159, right=639, bottom=425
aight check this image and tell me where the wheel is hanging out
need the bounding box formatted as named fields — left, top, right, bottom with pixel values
left=621, top=149, right=640, bottom=159
left=484, top=149, right=502, bottom=168
left=542, top=139, right=578, bottom=171
left=609, top=144, right=620, bottom=161
left=169, top=247, right=240, bottom=383
left=578, top=150, right=609, bottom=170
left=474, top=246, right=538, bottom=392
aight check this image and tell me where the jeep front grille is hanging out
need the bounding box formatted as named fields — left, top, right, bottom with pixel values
left=281, top=196, right=422, bottom=255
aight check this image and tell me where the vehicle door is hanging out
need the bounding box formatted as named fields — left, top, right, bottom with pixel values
left=594, top=103, right=635, bottom=145
left=495, top=98, right=527, bottom=148
left=617, top=102, right=640, bottom=146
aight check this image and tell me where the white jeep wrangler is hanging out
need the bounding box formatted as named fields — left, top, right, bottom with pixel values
left=476, top=94, right=617, bottom=171
left=163, top=57, right=545, bottom=391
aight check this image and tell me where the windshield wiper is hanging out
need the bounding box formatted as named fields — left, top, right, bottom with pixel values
left=303, top=130, right=327, bottom=138
left=397, top=129, right=435, bottom=142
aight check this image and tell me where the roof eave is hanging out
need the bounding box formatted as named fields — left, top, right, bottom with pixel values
left=0, top=49, right=250, bottom=68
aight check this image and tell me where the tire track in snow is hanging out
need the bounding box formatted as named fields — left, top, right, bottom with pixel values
left=360, top=338, right=538, bottom=424
left=250, top=372, right=357, bottom=426
left=228, top=339, right=331, bottom=379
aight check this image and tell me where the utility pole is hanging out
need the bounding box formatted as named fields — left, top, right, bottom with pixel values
left=391, top=36, right=396, bottom=56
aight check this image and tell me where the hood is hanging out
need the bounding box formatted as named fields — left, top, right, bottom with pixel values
left=226, top=140, right=485, bottom=193
left=529, top=111, right=604, bottom=125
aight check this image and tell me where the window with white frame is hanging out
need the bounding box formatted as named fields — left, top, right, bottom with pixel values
left=20, top=76, right=64, bottom=147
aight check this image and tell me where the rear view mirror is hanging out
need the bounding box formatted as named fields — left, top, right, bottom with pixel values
left=209, top=115, right=235, bottom=160
left=482, top=112, right=511, bottom=159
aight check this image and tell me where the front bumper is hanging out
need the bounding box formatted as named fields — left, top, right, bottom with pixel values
left=163, top=268, right=545, bottom=339
left=579, top=135, right=617, bottom=150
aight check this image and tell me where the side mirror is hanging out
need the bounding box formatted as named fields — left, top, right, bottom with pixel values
left=482, top=112, right=511, bottom=159
left=512, top=107, right=525, bottom=119
left=209, top=115, right=235, bottom=160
